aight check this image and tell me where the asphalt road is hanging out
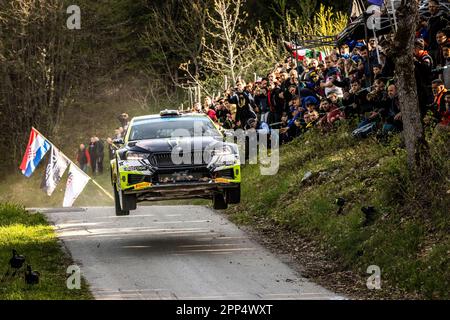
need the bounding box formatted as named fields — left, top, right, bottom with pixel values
left=41, top=206, right=344, bottom=300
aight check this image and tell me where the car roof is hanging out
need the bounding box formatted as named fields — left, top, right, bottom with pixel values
left=131, top=112, right=207, bottom=122
left=124, top=111, right=223, bottom=142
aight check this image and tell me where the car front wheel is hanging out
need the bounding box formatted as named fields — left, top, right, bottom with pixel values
left=114, top=184, right=130, bottom=216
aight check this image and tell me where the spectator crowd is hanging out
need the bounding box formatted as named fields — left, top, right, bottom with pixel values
left=191, top=0, right=450, bottom=144
left=76, top=113, right=130, bottom=175
left=76, top=1, right=450, bottom=173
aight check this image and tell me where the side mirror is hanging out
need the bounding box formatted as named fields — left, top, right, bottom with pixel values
left=113, top=138, right=124, bottom=145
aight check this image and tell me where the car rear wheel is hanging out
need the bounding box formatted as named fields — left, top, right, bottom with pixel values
left=114, top=184, right=129, bottom=216
left=213, top=192, right=228, bottom=210
left=225, top=185, right=241, bottom=204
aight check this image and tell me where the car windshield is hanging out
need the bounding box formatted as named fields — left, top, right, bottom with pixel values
left=128, top=116, right=222, bottom=141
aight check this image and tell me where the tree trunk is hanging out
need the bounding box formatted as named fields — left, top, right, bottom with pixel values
left=391, top=0, right=431, bottom=175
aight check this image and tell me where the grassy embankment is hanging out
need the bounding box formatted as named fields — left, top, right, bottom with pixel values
left=0, top=203, right=92, bottom=299
left=227, top=122, right=449, bottom=299
left=2, top=85, right=448, bottom=299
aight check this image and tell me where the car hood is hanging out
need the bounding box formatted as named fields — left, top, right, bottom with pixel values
left=130, top=136, right=224, bottom=153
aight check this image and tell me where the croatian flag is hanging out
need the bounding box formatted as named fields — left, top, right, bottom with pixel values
left=19, top=128, right=51, bottom=177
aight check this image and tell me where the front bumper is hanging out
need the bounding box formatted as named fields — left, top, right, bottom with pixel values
left=113, top=160, right=241, bottom=201
left=126, top=181, right=240, bottom=202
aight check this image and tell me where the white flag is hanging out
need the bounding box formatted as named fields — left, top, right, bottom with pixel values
left=63, top=163, right=90, bottom=207
left=41, top=147, right=70, bottom=196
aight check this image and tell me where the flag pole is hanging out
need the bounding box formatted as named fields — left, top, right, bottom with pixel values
left=31, top=127, right=114, bottom=201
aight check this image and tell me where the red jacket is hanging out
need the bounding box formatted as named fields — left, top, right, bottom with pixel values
left=77, top=149, right=90, bottom=166
left=207, top=109, right=218, bottom=122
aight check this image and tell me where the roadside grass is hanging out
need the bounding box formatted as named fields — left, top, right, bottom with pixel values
left=0, top=203, right=93, bottom=299
left=227, top=122, right=450, bottom=299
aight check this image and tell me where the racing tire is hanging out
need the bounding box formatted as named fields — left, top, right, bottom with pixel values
left=114, top=184, right=129, bottom=216
left=225, top=185, right=241, bottom=204
left=121, top=191, right=137, bottom=211
left=213, top=192, right=228, bottom=210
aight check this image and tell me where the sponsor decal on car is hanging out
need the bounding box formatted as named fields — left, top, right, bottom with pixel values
left=123, top=166, right=149, bottom=172
left=133, top=182, right=152, bottom=190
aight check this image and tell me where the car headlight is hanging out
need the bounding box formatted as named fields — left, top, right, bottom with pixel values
left=125, top=152, right=150, bottom=160
left=209, top=145, right=239, bottom=167
left=211, top=145, right=233, bottom=157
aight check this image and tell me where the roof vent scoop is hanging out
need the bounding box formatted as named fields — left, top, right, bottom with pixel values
left=160, top=109, right=180, bottom=117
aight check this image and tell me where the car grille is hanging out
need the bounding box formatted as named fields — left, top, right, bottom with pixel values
left=128, top=174, right=152, bottom=185
left=155, top=167, right=212, bottom=184
left=150, top=151, right=209, bottom=167
left=216, top=168, right=234, bottom=180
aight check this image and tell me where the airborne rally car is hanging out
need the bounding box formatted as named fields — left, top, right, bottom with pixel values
left=110, top=110, right=241, bottom=215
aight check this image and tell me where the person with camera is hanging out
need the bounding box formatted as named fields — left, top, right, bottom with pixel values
left=320, top=56, right=344, bottom=99
left=215, top=99, right=230, bottom=124
left=222, top=113, right=235, bottom=130
left=317, top=97, right=345, bottom=132
left=281, top=95, right=312, bottom=137
left=254, top=78, right=270, bottom=124
left=267, top=74, right=284, bottom=125
left=351, top=78, right=387, bottom=138
left=226, top=80, right=256, bottom=129
left=281, top=69, right=300, bottom=115
left=342, top=79, right=368, bottom=119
